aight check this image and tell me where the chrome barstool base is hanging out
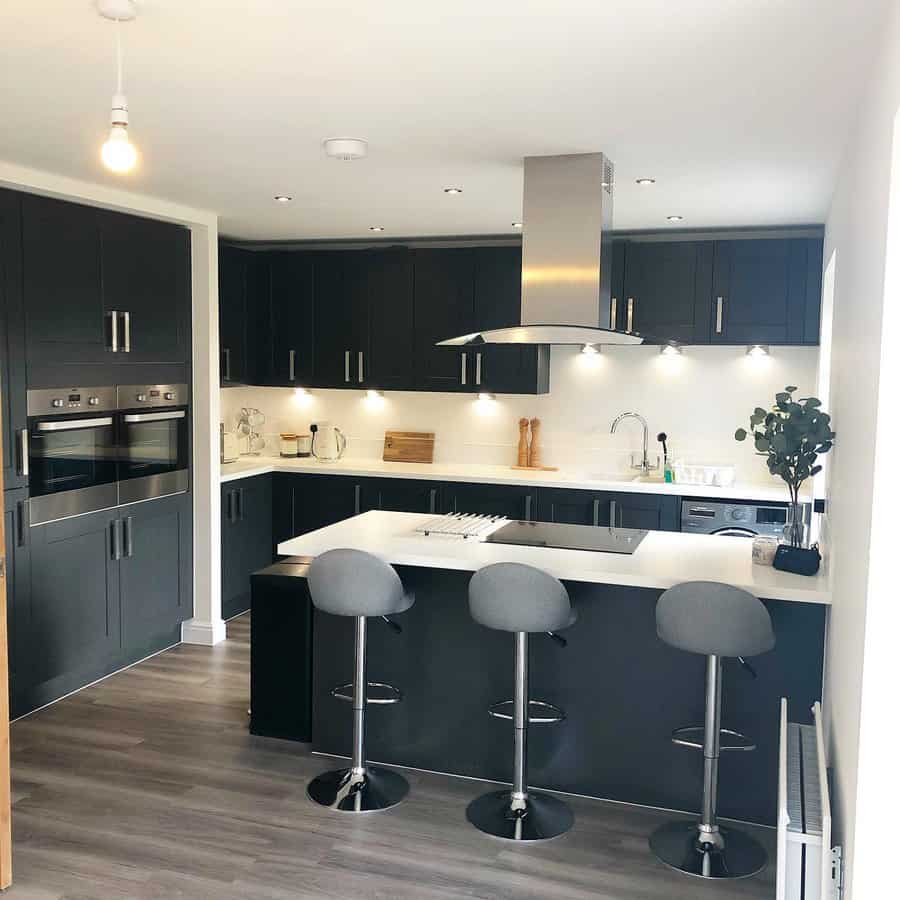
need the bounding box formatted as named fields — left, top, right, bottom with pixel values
left=307, top=765, right=409, bottom=813
left=466, top=789, right=574, bottom=841
left=649, top=820, right=767, bottom=880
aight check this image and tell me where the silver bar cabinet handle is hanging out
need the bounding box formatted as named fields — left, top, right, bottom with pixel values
left=610, top=500, right=618, bottom=528
left=18, top=428, right=28, bottom=478
left=610, top=297, right=618, bottom=330
left=525, top=494, right=533, bottom=521
left=593, top=498, right=600, bottom=527
left=475, top=352, right=482, bottom=386
left=358, top=351, right=364, bottom=384
left=122, top=310, right=131, bottom=352
left=107, top=310, right=119, bottom=352
left=354, top=484, right=361, bottom=515
left=124, top=516, right=134, bottom=558
left=289, top=349, right=296, bottom=381
left=460, top=352, right=467, bottom=386
left=626, top=298, right=634, bottom=333
left=110, top=519, right=122, bottom=561
left=715, top=296, right=724, bottom=334
left=429, top=488, right=437, bottom=514
left=344, top=350, right=351, bottom=383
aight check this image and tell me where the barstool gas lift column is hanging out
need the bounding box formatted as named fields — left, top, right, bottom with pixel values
left=466, top=562, right=577, bottom=841
left=650, top=580, right=776, bottom=879
left=306, top=549, right=414, bottom=813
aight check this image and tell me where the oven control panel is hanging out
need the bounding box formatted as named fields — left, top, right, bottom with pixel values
left=27, top=386, right=117, bottom=417
left=116, top=384, right=188, bottom=409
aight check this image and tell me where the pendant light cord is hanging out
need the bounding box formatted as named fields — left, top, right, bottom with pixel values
left=116, top=20, right=123, bottom=94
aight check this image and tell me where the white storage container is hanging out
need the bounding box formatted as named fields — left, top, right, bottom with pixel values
left=672, top=461, right=737, bottom=487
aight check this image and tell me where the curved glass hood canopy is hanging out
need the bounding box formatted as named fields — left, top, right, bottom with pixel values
left=438, top=152, right=644, bottom=348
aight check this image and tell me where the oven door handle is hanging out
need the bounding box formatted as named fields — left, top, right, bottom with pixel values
left=122, top=411, right=187, bottom=424
left=36, top=417, right=114, bottom=432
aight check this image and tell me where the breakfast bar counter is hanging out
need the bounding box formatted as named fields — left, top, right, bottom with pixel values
left=266, top=511, right=828, bottom=826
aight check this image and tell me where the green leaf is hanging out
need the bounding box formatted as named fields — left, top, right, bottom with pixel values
left=785, top=385, right=797, bottom=392
left=755, top=434, right=771, bottom=453
left=734, top=428, right=748, bottom=441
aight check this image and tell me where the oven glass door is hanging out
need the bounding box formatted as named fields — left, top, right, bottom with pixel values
left=118, top=408, right=189, bottom=482
left=28, top=415, right=118, bottom=498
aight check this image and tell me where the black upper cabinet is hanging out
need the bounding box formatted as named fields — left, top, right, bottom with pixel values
left=711, top=238, right=821, bottom=345
left=312, top=250, right=365, bottom=388
left=413, top=248, right=475, bottom=391
left=269, top=252, right=315, bottom=385
left=218, top=243, right=249, bottom=385
left=621, top=240, right=714, bottom=344
left=100, top=211, right=190, bottom=363
left=609, top=240, right=626, bottom=331
left=23, top=193, right=191, bottom=368
left=471, top=247, right=550, bottom=394
left=23, top=194, right=107, bottom=364
left=1, top=190, right=27, bottom=490
left=363, top=249, right=415, bottom=390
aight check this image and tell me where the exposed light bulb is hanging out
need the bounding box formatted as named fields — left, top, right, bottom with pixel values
left=101, top=122, right=137, bottom=173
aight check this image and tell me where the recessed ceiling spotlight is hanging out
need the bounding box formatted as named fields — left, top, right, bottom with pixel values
left=635, top=178, right=656, bottom=186
left=511, top=222, right=523, bottom=228
left=369, top=226, right=385, bottom=232
left=666, top=215, right=684, bottom=222
left=323, top=138, right=368, bottom=161
left=273, top=195, right=292, bottom=203
left=444, top=187, right=463, bottom=195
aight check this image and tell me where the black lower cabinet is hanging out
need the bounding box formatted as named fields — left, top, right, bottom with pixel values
left=442, top=481, right=537, bottom=520
left=250, top=560, right=314, bottom=742
left=537, top=487, right=680, bottom=531
left=222, top=475, right=273, bottom=619
left=363, top=478, right=440, bottom=514
left=10, top=494, right=192, bottom=718
left=119, top=494, right=192, bottom=649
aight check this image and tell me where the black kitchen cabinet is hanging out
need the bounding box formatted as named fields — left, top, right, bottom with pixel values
left=365, top=478, right=440, bottom=514
left=711, top=238, right=822, bottom=345
left=442, top=481, right=537, bottom=520
left=268, top=252, right=315, bottom=385
left=537, top=487, right=679, bottom=531
left=22, top=194, right=107, bottom=365
left=219, top=243, right=250, bottom=385
left=28, top=508, right=121, bottom=689
left=100, top=210, right=191, bottom=363
left=312, top=250, right=366, bottom=388
left=4, top=488, right=30, bottom=713
left=609, top=239, right=626, bottom=331
left=363, top=249, right=416, bottom=390
left=119, top=493, right=192, bottom=647
left=471, top=247, right=550, bottom=394
left=222, top=475, right=273, bottom=619
left=1, top=190, right=27, bottom=490
left=621, top=240, right=714, bottom=343
left=413, top=248, right=475, bottom=391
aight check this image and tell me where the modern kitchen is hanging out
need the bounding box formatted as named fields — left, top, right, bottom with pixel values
left=0, top=2, right=898, bottom=899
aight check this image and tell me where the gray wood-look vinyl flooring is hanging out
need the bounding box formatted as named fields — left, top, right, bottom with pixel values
left=5, top=615, right=775, bottom=899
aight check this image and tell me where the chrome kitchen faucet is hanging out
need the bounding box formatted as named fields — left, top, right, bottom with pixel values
left=610, top=412, right=660, bottom=477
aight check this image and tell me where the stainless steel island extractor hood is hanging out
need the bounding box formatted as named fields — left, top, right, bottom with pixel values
left=439, top=153, right=642, bottom=347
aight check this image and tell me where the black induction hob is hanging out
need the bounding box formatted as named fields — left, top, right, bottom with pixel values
left=485, top=520, right=649, bottom=554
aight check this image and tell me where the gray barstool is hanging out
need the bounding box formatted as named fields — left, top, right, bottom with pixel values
left=306, top=548, right=414, bottom=813
left=650, top=580, right=775, bottom=879
left=466, top=562, right=576, bottom=841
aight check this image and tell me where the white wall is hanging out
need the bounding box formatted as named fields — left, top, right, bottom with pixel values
left=820, top=2, right=900, bottom=895
left=222, top=344, right=818, bottom=487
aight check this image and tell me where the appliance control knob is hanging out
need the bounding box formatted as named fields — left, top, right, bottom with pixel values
left=731, top=507, right=748, bottom=521
left=88, top=396, right=100, bottom=406
left=136, top=393, right=148, bottom=403
left=51, top=399, right=63, bottom=408
left=164, top=392, right=175, bottom=401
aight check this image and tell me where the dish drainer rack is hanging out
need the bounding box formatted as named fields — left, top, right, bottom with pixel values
left=415, top=513, right=508, bottom=539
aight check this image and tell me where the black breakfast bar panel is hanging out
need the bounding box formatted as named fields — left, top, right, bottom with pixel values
left=310, top=568, right=825, bottom=826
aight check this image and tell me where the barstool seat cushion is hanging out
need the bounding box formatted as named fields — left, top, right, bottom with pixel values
left=308, top=548, right=414, bottom=618
left=656, top=581, right=775, bottom=658
left=469, top=562, right=573, bottom=634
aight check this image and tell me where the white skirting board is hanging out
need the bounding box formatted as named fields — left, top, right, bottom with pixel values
left=777, top=698, right=842, bottom=899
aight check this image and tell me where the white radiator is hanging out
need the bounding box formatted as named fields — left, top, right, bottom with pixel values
left=777, top=699, right=842, bottom=900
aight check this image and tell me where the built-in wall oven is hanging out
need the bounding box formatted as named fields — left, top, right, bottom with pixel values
left=26, top=384, right=189, bottom=525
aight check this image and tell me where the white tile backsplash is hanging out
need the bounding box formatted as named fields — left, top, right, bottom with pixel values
left=221, top=345, right=818, bottom=483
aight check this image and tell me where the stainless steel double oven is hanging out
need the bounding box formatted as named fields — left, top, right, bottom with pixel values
left=24, top=384, right=189, bottom=526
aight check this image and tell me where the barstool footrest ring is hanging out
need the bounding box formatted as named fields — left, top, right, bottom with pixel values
left=331, top=681, right=403, bottom=705
left=488, top=699, right=565, bottom=724
left=671, top=725, right=756, bottom=752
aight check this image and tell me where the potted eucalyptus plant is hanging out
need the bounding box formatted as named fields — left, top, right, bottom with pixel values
left=735, top=386, right=835, bottom=548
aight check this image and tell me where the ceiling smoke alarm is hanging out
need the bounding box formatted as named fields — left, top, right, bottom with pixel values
left=323, top=138, right=368, bottom=161
left=96, top=0, right=137, bottom=21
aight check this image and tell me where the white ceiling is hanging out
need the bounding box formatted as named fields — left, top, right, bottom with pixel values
left=0, top=1, right=888, bottom=240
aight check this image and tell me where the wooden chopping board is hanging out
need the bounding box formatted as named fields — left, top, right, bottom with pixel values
left=383, top=431, right=435, bottom=464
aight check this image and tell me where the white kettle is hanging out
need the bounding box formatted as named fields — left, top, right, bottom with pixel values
left=310, top=422, right=347, bottom=462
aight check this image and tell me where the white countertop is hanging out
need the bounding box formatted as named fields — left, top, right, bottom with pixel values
left=221, top=455, right=806, bottom=504
left=277, top=510, right=831, bottom=604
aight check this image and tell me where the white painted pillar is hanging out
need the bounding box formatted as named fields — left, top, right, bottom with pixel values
left=181, top=222, right=225, bottom=645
